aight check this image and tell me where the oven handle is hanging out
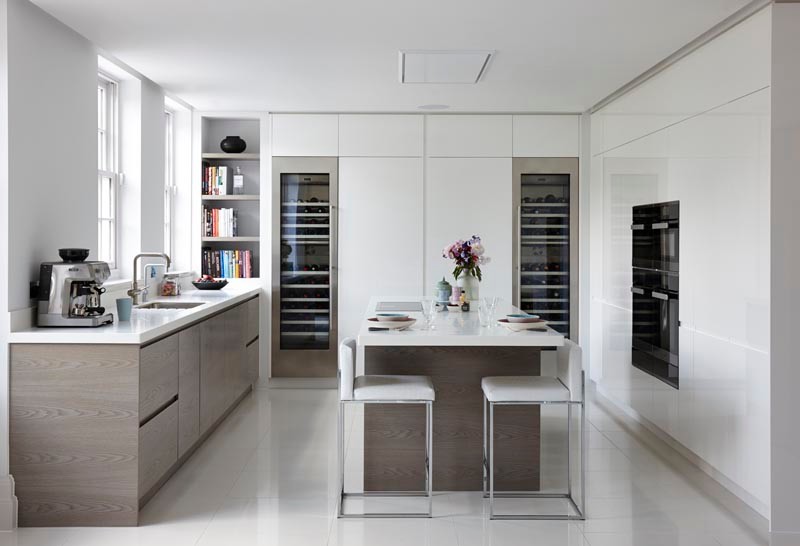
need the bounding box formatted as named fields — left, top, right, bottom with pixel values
left=630, top=287, right=645, bottom=295
left=651, top=291, right=669, bottom=301
left=631, top=224, right=645, bottom=231
left=652, top=222, right=671, bottom=230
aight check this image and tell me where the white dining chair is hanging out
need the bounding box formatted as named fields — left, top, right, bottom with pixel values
left=481, top=338, right=585, bottom=520
left=337, top=337, right=435, bottom=518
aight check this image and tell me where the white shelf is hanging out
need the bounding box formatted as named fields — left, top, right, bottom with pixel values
left=202, top=195, right=260, bottom=201
left=201, top=236, right=260, bottom=242
left=202, top=152, right=260, bottom=160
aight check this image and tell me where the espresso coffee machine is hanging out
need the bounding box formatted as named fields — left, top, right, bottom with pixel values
left=37, top=248, right=114, bottom=327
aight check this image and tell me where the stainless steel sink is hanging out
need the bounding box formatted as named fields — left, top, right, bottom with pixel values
left=136, top=301, right=206, bottom=310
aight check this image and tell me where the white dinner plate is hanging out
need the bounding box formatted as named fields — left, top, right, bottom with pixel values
left=367, top=317, right=416, bottom=330
left=497, top=318, right=548, bottom=332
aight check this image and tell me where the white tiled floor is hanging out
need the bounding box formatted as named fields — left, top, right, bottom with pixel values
left=0, top=386, right=768, bottom=546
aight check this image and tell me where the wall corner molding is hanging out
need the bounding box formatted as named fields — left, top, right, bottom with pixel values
left=0, top=474, right=18, bottom=530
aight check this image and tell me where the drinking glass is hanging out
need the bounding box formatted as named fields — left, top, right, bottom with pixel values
left=481, top=296, right=499, bottom=326
left=478, top=299, right=492, bottom=327
left=420, top=299, right=437, bottom=330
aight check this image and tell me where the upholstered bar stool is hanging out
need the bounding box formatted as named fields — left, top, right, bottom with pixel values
left=337, top=337, right=435, bottom=518
left=481, top=339, right=585, bottom=520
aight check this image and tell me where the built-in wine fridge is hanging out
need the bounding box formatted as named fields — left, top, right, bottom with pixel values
left=272, top=157, right=338, bottom=377
left=512, top=158, right=579, bottom=339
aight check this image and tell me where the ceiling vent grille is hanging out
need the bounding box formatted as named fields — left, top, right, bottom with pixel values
left=399, top=50, right=493, bottom=84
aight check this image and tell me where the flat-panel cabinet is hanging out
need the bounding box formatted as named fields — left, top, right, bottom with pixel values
left=271, top=114, right=338, bottom=156
left=200, top=312, right=228, bottom=433
left=139, top=401, right=178, bottom=498
left=139, top=335, right=179, bottom=423
left=338, top=157, right=424, bottom=342
left=178, top=325, right=201, bottom=458
left=512, top=115, right=581, bottom=157
left=425, top=115, right=512, bottom=157
left=338, top=114, right=423, bottom=157
left=425, top=158, right=513, bottom=301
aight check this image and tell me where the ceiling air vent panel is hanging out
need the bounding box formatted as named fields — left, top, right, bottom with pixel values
left=399, top=50, right=493, bottom=84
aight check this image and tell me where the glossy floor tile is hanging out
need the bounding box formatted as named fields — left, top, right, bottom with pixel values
left=2, top=385, right=768, bottom=546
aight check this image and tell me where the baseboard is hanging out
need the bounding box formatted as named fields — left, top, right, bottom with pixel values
left=594, top=384, right=770, bottom=528
left=0, top=474, right=18, bottom=530
left=770, top=531, right=800, bottom=546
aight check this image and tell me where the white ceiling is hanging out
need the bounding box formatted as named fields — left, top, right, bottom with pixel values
left=32, top=0, right=752, bottom=112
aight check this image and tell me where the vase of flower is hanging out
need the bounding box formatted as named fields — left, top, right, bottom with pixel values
left=457, top=274, right=480, bottom=302
left=442, top=235, right=490, bottom=303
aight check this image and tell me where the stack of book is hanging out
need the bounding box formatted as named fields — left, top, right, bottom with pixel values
left=201, top=248, right=253, bottom=278
left=203, top=207, right=237, bottom=237
left=202, top=163, right=229, bottom=195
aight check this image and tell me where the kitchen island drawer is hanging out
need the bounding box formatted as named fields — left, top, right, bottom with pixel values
left=139, top=334, right=179, bottom=423
left=138, top=400, right=178, bottom=498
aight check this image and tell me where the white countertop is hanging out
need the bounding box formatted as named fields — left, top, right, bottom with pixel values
left=8, top=279, right=261, bottom=345
left=357, top=297, right=565, bottom=347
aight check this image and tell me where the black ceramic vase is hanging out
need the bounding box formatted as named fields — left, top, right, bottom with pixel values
left=220, top=135, right=247, bottom=153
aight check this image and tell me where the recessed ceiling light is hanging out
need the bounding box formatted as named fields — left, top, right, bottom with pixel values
left=400, top=50, right=494, bottom=84
left=418, top=104, right=450, bottom=110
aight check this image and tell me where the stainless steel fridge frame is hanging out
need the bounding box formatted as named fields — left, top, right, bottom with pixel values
left=512, top=158, right=579, bottom=340
left=271, top=157, right=339, bottom=377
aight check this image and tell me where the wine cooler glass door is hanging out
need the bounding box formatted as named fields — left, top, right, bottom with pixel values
left=279, top=173, right=332, bottom=351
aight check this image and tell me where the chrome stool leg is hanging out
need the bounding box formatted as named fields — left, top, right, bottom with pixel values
left=338, top=400, right=433, bottom=518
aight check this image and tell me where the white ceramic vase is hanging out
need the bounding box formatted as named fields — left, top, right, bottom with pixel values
left=457, top=274, right=480, bottom=302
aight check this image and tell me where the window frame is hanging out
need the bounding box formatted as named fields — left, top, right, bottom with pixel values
left=97, top=72, right=120, bottom=269
left=164, top=108, right=176, bottom=258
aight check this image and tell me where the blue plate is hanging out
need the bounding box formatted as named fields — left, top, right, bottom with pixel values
left=375, top=312, right=410, bottom=322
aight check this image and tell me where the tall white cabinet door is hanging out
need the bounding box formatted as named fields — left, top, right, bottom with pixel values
left=425, top=158, right=513, bottom=301
left=426, top=115, right=512, bottom=157
left=512, top=115, right=580, bottom=157
left=339, top=115, right=423, bottom=157
left=271, top=114, right=338, bottom=156
left=338, top=158, right=424, bottom=342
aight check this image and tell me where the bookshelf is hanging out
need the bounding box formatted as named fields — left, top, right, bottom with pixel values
left=199, top=116, right=262, bottom=278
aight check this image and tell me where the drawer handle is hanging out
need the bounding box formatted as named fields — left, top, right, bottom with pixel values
left=651, top=291, right=669, bottom=301
left=140, top=395, right=178, bottom=428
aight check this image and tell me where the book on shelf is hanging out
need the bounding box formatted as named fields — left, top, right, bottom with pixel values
left=201, top=162, right=229, bottom=195
left=201, top=248, right=254, bottom=278
left=203, top=206, right=238, bottom=237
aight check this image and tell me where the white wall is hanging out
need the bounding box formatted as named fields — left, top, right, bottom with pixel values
left=769, top=4, right=800, bottom=544
left=589, top=7, right=771, bottom=515
left=6, top=0, right=97, bottom=311
left=140, top=79, right=166, bottom=252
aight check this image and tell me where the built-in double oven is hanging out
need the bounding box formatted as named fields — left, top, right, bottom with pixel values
left=631, top=201, right=679, bottom=389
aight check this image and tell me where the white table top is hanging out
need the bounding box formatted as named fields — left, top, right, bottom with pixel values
left=357, top=297, right=565, bottom=347
left=8, top=279, right=261, bottom=345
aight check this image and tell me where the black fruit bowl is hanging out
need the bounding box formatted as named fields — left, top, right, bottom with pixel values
left=192, top=280, right=228, bottom=291
left=59, top=248, right=90, bottom=262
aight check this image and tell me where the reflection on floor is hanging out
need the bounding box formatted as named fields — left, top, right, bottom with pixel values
left=2, top=385, right=768, bottom=546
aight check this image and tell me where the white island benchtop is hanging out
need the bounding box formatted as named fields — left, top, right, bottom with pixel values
left=8, top=279, right=261, bottom=345
left=357, top=296, right=564, bottom=347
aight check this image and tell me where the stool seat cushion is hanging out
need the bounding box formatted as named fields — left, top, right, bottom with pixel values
left=354, top=375, right=435, bottom=402
left=482, top=376, right=569, bottom=403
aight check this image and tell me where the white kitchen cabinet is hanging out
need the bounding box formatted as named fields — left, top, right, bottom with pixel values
left=426, top=115, right=512, bottom=157
left=339, top=115, right=423, bottom=157
left=271, top=114, right=338, bottom=156
left=338, top=158, right=424, bottom=342
left=424, top=158, right=513, bottom=301
left=512, top=115, right=580, bottom=157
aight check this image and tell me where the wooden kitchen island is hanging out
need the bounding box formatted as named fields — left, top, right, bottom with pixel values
left=357, top=298, right=564, bottom=492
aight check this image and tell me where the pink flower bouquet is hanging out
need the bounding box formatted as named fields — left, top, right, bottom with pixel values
left=442, top=235, right=490, bottom=281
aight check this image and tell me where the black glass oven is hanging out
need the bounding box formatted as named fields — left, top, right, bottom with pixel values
left=631, top=201, right=679, bottom=273
left=631, top=201, right=679, bottom=389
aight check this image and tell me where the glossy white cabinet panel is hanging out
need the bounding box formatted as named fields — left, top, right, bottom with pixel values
left=589, top=21, right=771, bottom=513
left=338, top=158, right=424, bottom=342
left=338, top=115, right=423, bottom=157
left=425, top=115, right=512, bottom=157
left=593, top=7, right=771, bottom=155
left=271, top=114, right=338, bottom=156
left=512, top=115, right=580, bottom=157
left=424, top=158, right=512, bottom=301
